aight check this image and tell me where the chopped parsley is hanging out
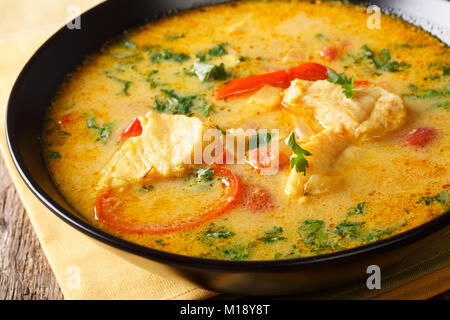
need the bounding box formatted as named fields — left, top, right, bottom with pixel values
left=214, top=125, right=226, bottom=135
left=165, top=33, right=184, bottom=41
left=155, top=239, right=165, bottom=246
left=403, top=84, right=450, bottom=99
left=141, top=185, right=154, bottom=192
left=193, top=167, right=215, bottom=183
left=47, top=150, right=61, bottom=160
left=333, top=222, right=364, bottom=239
left=104, top=72, right=133, bottom=94
left=417, top=190, right=449, bottom=207
left=285, top=132, right=312, bottom=176
left=433, top=101, right=450, bottom=110
left=108, top=51, right=140, bottom=59
left=347, top=202, right=367, bottom=216
left=315, top=33, right=329, bottom=41
left=361, top=45, right=411, bottom=72
left=150, top=48, right=190, bottom=64
left=208, top=43, right=228, bottom=57
left=202, top=225, right=235, bottom=240
left=248, top=132, right=272, bottom=150
left=117, top=38, right=137, bottom=49
left=298, top=219, right=330, bottom=250
left=146, top=70, right=164, bottom=88
left=327, top=68, right=354, bottom=99
left=257, top=227, right=287, bottom=243
left=221, top=247, right=249, bottom=260
left=86, top=117, right=113, bottom=144
left=154, top=89, right=212, bottom=116
left=186, top=61, right=229, bottom=82
left=363, top=224, right=403, bottom=243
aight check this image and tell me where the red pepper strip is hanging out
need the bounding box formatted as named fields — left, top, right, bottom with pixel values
left=119, top=118, right=142, bottom=142
left=94, top=166, right=241, bottom=235
left=216, top=62, right=329, bottom=100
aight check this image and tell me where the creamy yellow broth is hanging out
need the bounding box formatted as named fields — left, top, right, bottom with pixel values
left=43, top=0, right=450, bottom=260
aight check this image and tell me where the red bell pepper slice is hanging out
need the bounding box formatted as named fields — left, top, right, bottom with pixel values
left=94, top=166, right=241, bottom=234
left=119, top=118, right=142, bottom=142
left=216, top=62, right=329, bottom=100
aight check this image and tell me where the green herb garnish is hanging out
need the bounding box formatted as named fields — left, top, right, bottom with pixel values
left=298, top=219, right=330, bottom=249
left=118, top=38, right=137, bottom=49
left=333, top=222, right=364, bottom=239
left=155, top=239, right=165, bottom=246
left=347, top=202, right=366, bottom=216
left=150, top=48, right=190, bottom=64
left=327, top=68, right=354, bottom=98
left=142, top=185, right=154, bottom=192
left=315, top=33, right=329, bottom=41
left=285, top=132, right=312, bottom=175
left=417, top=190, right=449, bottom=207
left=47, top=150, right=61, bottom=160
left=361, top=46, right=410, bottom=72
left=208, top=43, right=228, bottom=57
left=202, top=225, right=235, bottom=240
left=165, top=33, right=184, bottom=41
left=86, top=117, right=113, bottom=144
left=193, top=167, right=215, bottom=183
left=248, top=132, right=272, bottom=150
left=187, top=61, right=229, bottom=82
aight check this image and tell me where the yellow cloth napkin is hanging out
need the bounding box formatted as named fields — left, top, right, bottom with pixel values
left=0, top=0, right=215, bottom=300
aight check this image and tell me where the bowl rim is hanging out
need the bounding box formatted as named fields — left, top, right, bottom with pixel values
left=5, top=0, right=450, bottom=272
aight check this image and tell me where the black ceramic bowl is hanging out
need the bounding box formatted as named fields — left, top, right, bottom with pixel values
left=6, top=0, right=450, bottom=296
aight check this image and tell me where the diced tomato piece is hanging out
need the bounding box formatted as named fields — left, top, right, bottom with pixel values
left=247, top=148, right=290, bottom=171
left=340, top=38, right=351, bottom=49
left=404, top=127, right=437, bottom=148
left=119, top=118, right=142, bottom=142
left=213, top=149, right=228, bottom=165
left=354, top=80, right=370, bottom=87
left=95, top=166, right=241, bottom=234
left=239, top=184, right=274, bottom=212
left=58, top=114, right=71, bottom=125
left=443, top=184, right=450, bottom=189
left=216, top=62, right=329, bottom=100
left=319, top=46, right=339, bottom=61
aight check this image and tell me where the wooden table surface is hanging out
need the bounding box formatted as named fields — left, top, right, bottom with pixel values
left=0, top=152, right=448, bottom=300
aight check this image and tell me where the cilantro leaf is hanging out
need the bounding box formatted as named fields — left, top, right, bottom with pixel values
left=150, top=48, right=190, bottom=64
left=347, top=202, right=366, bottom=216
left=285, top=132, right=312, bottom=175
left=202, top=225, right=235, bottom=240
left=327, top=68, right=354, bottom=99
left=257, top=227, right=287, bottom=243
left=417, top=190, right=449, bottom=207
left=187, top=61, right=229, bottom=82
left=193, top=167, right=215, bottom=183
left=360, top=45, right=410, bottom=72
left=333, top=222, right=364, bottom=239
left=298, top=220, right=330, bottom=249
left=165, top=33, right=184, bottom=41
left=118, top=38, right=137, bottom=49
left=85, top=117, right=113, bottom=144
left=315, top=33, right=329, bottom=41
left=248, top=132, right=272, bottom=150
left=208, top=43, right=228, bottom=57
left=47, top=150, right=61, bottom=160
